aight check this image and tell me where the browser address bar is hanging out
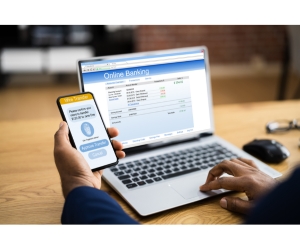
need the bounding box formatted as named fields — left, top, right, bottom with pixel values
left=82, top=53, right=204, bottom=72
left=114, top=54, right=204, bottom=69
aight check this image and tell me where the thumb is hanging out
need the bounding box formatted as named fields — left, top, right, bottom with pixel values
left=220, top=196, right=253, bottom=215
left=54, top=121, right=70, bottom=148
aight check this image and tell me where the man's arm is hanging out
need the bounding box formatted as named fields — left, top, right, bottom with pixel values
left=245, top=167, right=300, bottom=224
left=200, top=158, right=300, bottom=223
left=54, top=121, right=139, bottom=224
left=62, top=187, right=138, bottom=224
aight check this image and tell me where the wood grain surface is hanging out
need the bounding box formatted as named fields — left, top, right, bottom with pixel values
left=0, top=100, right=299, bottom=224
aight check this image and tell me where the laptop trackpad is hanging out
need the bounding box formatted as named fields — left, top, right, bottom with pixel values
left=169, top=175, right=225, bottom=200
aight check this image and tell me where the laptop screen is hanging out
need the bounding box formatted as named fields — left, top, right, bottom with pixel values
left=78, top=47, right=213, bottom=149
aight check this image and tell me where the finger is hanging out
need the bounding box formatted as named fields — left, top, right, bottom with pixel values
left=93, top=170, right=104, bottom=179
left=107, top=127, right=119, bottom=138
left=237, top=158, right=258, bottom=169
left=200, top=176, right=245, bottom=192
left=112, top=140, right=123, bottom=151
left=231, top=158, right=251, bottom=168
left=116, top=150, right=126, bottom=159
left=201, top=160, right=240, bottom=186
left=220, top=196, right=253, bottom=215
left=54, top=121, right=70, bottom=148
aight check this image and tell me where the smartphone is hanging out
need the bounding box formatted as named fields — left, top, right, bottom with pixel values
left=56, top=92, right=118, bottom=171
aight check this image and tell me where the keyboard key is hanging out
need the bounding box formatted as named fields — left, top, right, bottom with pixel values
left=114, top=171, right=125, bottom=176
left=148, top=173, right=156, bottom=178
left=156, top=167, right=163, bottom=171
left=119, top=166, right=126, bottom=170
left=110, top=168, right=118, bottom=172
left=146, top=179, right=154, bottom=184
left=164, top=169, right=172, bottom=174
left=154, top=177, right=162, bottom=182
left=133, top=167, right=141, bottom=172
left=137, top=181, right=146, bottom=186
left=163, top=165, right=172, bottom=169
left=148, top=169, right=155, bottom=173
left=140, top=175, right=148, bottom=180
left=201, top=164, right=208, bottom=169
left=126, top=183, right=137, bottom=189
left=156, top=171, right=164, bottom=176
left=208, top=163, right=215, bottom=168
left=122, top=179, right=132, bottom=184
left=132, top=177, right=140, bottom=182
left=125, top=169, right=132, bottom=174
left=173, top=168, right=180, bottom=172
left=140, top=171, right=147, bottom=175
left=131, top=173, right=139, bottom=177
left=118, top=175, right=131, bottom=180
left=161, top=168, right=201, bottom=180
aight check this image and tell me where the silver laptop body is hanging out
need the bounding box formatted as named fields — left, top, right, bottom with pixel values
left=77, top=46, right=281, bottom=216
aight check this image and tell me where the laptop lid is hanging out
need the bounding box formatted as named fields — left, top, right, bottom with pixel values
left=77, top=46, right=214, bottom=150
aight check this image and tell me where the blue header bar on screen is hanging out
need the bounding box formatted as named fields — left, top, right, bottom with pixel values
left=82, top=60, right=205, bottom=84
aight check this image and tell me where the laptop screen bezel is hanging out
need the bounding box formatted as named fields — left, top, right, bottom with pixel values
left=76, top=46, right=215, bottom=150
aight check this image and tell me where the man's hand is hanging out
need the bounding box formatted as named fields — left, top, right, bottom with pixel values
left=54, top=121, right=125, bottom=198
left=200, top=158, right=278, bottom=215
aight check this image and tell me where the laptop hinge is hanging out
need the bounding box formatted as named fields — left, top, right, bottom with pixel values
left=199, top=132, right=213, bottom=138
left=124, top=132, right=213, bottom=156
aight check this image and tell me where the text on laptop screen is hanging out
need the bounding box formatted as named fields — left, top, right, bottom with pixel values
left=79, top=48, right=212, bottom=148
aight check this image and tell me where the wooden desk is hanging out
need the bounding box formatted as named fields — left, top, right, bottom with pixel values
left=1, top=100, right=299, bottom=224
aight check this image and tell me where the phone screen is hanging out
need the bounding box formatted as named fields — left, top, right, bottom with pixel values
left=57, top=92, right=118, bottom=171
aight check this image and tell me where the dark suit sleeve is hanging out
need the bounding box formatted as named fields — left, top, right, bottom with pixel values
left=245, top=167, right=300, bottom=224
left=61, top=186, right=139, bottom=224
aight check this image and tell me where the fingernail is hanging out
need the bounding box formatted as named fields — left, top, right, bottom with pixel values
left=59, top=121, right=64, bottom=128
left=220, top=198, right=227, bottom=208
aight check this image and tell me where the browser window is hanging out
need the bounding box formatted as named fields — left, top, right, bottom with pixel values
left=80, top=49, right=212, bottom=148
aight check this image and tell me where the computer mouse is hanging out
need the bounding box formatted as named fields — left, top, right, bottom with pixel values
left=242, top=139, right=290, bottom=163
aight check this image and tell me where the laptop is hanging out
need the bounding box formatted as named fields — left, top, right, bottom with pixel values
left=77, top=46, right=281, bottom=216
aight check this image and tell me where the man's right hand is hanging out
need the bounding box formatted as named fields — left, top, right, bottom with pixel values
left=54, top=121, right=125, bottom=199
left=200, top=158, right=278, bottom=215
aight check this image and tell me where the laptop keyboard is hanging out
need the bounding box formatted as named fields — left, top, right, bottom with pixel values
left=109, top=142, right=239, bottom=189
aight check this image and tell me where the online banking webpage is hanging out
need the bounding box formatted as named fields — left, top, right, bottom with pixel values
left=80, top=49, right=212, bottom=148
